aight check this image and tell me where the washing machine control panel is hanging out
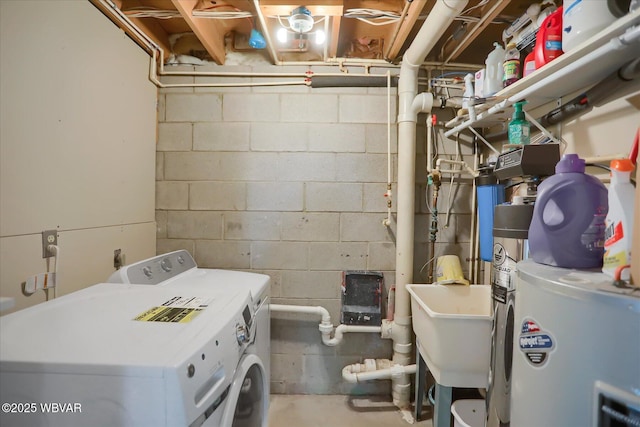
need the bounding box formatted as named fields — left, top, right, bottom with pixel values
left=108, top=250, right=198, bottom=285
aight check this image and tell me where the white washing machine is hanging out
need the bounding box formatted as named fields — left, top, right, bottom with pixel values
left=0, top=250, right=270, bottom=427
left=511, top=259, right=640, bottom=427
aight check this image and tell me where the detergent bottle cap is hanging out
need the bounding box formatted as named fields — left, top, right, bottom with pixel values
left=555, top=153, right=585, bottom=173
left=610, top=158, right=634, bottom=172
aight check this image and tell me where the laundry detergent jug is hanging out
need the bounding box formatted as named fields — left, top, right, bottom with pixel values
left=484, top=42, right=505, bottom=96
left=562, top=0, right=623, bottom=53
left=528, top=154, right=608, bottom=268
left=534, top=6, right=563, bottom=69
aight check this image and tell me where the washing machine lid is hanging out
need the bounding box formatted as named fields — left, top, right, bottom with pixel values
left=107, top=250, right=270, bottom=305
left=0, top=281, right=248, bottom=375
left=517, top=259, right=640, bottom=304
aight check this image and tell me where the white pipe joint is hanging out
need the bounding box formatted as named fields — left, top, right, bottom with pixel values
left=380, top=318, right=412, bottom=342
left=270, top=303, right=331, bottom=324
left=342, top=359, right=417, bottom=383
left=270, top=304, right=382, bottom=347
left=435, top=158, right=479, bottom=178
left=398, top=92, right=438, bottom=123
left=322, top=324, right=382, bottom=347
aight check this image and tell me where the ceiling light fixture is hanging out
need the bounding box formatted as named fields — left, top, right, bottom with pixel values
left=288, top=6, right=314, bottom=33
left=277, top=6, right=326, bottom=47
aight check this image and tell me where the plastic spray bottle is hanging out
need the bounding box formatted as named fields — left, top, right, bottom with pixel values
left=602, top=158, right=636, bottom=279
left=508, top=101, right=530, bottom=145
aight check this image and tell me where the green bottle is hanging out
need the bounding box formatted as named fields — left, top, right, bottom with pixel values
left=508, top=101, right=530, bottom=145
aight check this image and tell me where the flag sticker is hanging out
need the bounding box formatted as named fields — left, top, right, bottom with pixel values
left=518, top=317, right=555, bottom=367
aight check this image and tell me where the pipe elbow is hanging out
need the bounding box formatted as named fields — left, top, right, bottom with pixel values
left=411, top=92, right=435, bottom=115
left=321, top=323, right=343, bottom=346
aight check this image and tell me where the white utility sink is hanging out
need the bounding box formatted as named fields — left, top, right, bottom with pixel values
left=407, top=284, right=492, bottom=388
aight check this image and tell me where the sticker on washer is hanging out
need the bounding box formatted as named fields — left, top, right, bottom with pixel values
left=491, top=243, right=517, bottom=293
left=134, top=296, right=212, bottom=323
left=518, top=318, right=555, bottom=367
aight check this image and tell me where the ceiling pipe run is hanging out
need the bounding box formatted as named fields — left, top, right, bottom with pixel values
left=391, top=0, right=469, bottom=411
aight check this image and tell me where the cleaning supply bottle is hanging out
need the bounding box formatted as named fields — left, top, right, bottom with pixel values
left=562, top=0, right=619, bottom=53
left=528, top=154, right=609, bottom=268
left=485, top=42, right=505, bottom=96
left=508, top=101, right=530, bottom=145
left=602, top=158, right=635, bottom=279
left=523, top=51, right=536, bottom=77
left=534, top=6, right=563, bottom=69
left=502, top=42, right=520, bottom=87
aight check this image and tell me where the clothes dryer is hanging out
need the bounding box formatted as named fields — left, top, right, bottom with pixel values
left=0, top=250, right=270, bottom=427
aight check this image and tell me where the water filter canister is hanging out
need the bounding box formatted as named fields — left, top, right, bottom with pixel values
left=477, top=167, right=505, bottom=262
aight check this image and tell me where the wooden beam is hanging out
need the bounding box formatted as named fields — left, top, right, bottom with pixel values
left=258, top=1, right=343, bottom=17
left=328, top=15, right=342, bottom=59
left=90, top=0, right=172, bottom=57
left=385, top=0, right=428, bottom=61
left=170, top=0, right=227, bottom=64
left=443, top=0, right=510, bottom=63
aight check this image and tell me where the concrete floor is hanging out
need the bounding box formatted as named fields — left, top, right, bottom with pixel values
left=268, top=395, right=434, bottom=427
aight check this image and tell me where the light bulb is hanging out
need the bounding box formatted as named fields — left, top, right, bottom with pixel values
left=277, top=27, right=288, bottom=43
left=315, top=30, right=326, bottom=45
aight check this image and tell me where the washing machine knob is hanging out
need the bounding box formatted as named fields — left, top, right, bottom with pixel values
left=142, top=266, right=153, bottom=278
left=236, top=324, right=250, bottom=345
left=160, top=258, right=172, bottom=272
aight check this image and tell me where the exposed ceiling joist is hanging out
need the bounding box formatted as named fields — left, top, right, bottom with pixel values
left=258, top=1, right=344, bottom=17
left=171, top=0, right=227, bottom=64
left=443, top=0, right=511, bottom=63
left=384, top=0, right=428, bottom=61
left=91, top=0, right=532, bottom=67
left=90, top=0, right=173, bottom=57
left=328, top=15, right=342, bottom=58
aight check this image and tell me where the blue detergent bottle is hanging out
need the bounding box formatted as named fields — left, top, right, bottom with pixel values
left=528, top=154, right=608, bottom=268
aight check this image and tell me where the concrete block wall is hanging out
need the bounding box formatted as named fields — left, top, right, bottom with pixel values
left=156, top=64, right=473, bottom=395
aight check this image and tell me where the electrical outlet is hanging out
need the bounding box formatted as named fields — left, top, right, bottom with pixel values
left=42, top=230, right=58, bottom=258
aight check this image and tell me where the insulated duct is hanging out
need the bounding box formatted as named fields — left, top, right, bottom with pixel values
left=310, top=75, right=399, bottom=88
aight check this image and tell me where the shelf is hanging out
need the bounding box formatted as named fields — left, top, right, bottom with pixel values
left=445, top=9, right=640, bottom=137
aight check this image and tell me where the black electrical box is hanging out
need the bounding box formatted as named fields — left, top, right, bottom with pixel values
left=340, top=271, right=383, bottom=326
left=494, top=143, right=560, bottom=180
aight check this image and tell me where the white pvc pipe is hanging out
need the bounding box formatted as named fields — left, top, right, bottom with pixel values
left=435, top=158, right=479, bottom=178
left=342, top=360, right=417, bottom=383
left=269, top=304, right=382, bottom=347
left=383, top=70, right=393, bottom=228
left=396, top=0, right=469, bottom=314
left=270, top=303, right=331, bottom=323
left=394, top=0, right=468, bottom=409
left=325, top=324, right=382, bottom=346
left=426, top=114, right=434, bottom=173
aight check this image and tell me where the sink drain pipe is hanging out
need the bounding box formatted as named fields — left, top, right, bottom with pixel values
left=270, top=304, right=381, bottom=346
left=391, top=0, right=469, bottom=410
left=342, top=359, right=417, bottom=383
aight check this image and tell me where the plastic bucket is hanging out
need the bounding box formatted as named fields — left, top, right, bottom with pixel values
left=452, top=399, right=486, bottom=427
